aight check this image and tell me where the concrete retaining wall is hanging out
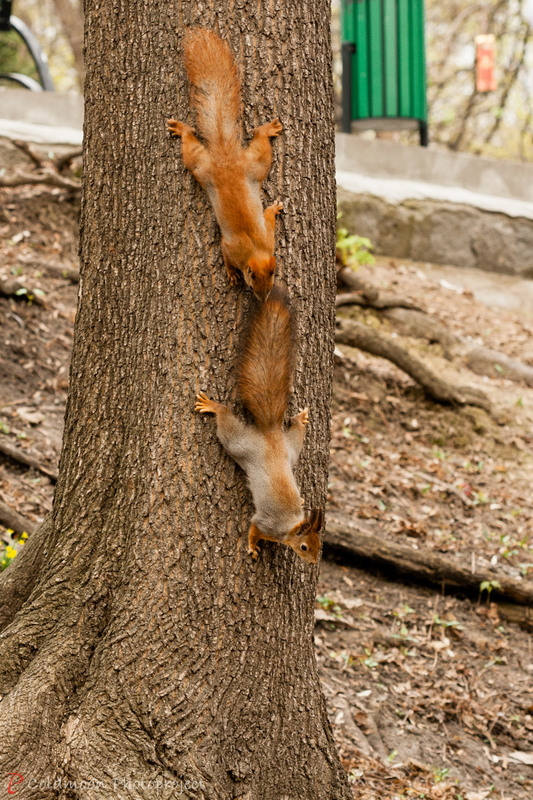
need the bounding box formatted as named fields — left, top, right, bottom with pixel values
left=338, top=188, right=533, bottom=278
left=336, top=134, right=533, bottom=277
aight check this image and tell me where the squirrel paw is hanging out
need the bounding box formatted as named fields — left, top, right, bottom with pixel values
left=266, top=117, right=283, bottom=137
left=167, top=119, right=191, bottom=137
left=272, top=201, right=284, bottom=214
left=248, top=544, right=260, bottom=560
left=195, top=392, right=216, bottom=414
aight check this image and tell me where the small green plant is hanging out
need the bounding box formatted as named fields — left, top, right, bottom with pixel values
left=336, top=212, right=375, bottom=269
left=472, top=489, right=489, bottom=505
left=347, top=767, right=362, bottom=784
left=394, top=603, right=415, bottom=619
left=433, top=766, right=450, bottom=783
left=432, top=448, right=448, bottom=461
left=361, top=648, right=378, bottom=669
left=14, top=286, right=45, bottom=305
left=479, top=579, right=501, bottom=603
left=432, top=615, right=463, bottom=631
left=316, top=595, right=344, bottom=619
left=1, top=543, right=18, bottom=571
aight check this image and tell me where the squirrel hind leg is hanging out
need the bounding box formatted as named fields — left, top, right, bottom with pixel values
left=245, top=120, right=282, bottom=182
left=248, top=523, right=263, bottom=560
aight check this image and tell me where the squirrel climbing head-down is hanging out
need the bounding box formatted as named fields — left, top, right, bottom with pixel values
left=167, top=28, right=283, bottom=301
left=195, top=291, right=323, bottom=564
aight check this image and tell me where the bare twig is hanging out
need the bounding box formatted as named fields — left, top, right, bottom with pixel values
left=12, top=140, right=44, bottom=169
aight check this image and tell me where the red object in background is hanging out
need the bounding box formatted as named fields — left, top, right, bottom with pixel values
left=475, top=35, right=497, bottom=92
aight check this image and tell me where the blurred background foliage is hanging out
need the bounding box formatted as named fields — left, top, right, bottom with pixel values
left=0, top=27, right=39, bottom=85
left=0, top=0, right=81, bottom=91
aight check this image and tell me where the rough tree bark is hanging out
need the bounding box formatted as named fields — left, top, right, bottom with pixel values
left=0, top=2, right=350, bottom=799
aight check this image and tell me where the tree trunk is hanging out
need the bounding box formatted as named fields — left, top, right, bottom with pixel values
left=0, top=3, right=350, bottom=799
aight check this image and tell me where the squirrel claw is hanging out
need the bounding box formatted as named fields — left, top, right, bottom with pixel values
left=248, top=545, right=260, bottom=560
left=195, top=392, right=214, bottom=414
left=267, top=117, right=283, bottom=137
left=167, top=118, right=184, bottom=136
left=167, top=119, right=194, bottom=138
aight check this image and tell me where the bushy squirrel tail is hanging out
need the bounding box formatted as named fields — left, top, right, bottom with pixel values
left=238, top=289, right=295, bottom=432
left=183, top=28, right=241, bottom=147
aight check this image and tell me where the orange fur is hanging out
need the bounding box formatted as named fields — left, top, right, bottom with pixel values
left=168, top=29, right=283, bottom=301
left=238, top=289, right=294, bottom=432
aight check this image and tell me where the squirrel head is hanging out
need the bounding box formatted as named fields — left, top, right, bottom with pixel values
left=286, top=508, right=323, bottom=564
left=245, top=256, right=276, bottom=302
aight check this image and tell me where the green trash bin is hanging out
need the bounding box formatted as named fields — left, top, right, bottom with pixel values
left=341, top=0, right=428, bottom=145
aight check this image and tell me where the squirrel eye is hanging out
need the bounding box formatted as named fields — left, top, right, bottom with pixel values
left=301, top=543, right=308, bottom=551
left=250, top=270, right=256, bottom=280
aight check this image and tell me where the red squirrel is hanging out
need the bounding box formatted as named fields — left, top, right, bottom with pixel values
left=168, top=28, right=283, bottom=302
left=195, top=289, right=322, bottom=563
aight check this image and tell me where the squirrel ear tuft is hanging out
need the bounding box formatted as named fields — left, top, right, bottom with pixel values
left=310, top=508, right=323, bottom=532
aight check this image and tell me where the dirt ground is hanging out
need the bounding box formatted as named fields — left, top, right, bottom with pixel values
left=0, top=186, right=532, bottom=800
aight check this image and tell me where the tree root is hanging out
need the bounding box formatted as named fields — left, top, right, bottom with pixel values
left=337, top=266, right=423, bottom=311
left=335, top=317, right=493, bottom=413
left=337, top=268, right=533, bottom=390
left=465, top=345, right=533, bottom=387
left=41, top=261, right=80, bottom=283
left=0, top=276, right=46, bottom=306
left=0, top=140, right=81, bottom=191
left=384, top=308, right=533, bottom=387
left=0, top=439, right=58, bottom=482
left=0, top=500, right=35, bottom=538
left=323, top=522, right=533, bottom=609
left=0, top=169, right=80, bottom=191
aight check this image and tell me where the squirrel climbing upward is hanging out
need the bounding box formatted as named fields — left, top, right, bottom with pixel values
left=195, top=289, right=323, bottom=563
left=168, top=28, right=283, bottom=302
